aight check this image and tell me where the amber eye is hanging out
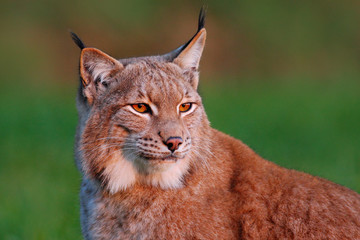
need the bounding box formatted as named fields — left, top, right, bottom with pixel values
left=179, top=103, right=192, bottom=112
left=131, top=103, right=150, bottom=113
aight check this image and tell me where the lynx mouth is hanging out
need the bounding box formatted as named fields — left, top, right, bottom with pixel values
left=141, top=154, right=186, bottom=162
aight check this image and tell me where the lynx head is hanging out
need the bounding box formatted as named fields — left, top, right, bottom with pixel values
left=73, top=9, right=211, bottom=194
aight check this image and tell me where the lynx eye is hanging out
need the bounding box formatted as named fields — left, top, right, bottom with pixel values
left=179, top=103, right=192, bottom=112
left=131, top=103, right=150, bottom=113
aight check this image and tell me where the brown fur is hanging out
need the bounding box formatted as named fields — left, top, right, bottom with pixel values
left=73, top=10, right=360, bottom=240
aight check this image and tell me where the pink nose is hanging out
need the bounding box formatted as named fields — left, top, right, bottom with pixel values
left=165, top=137, right=183, bottom=152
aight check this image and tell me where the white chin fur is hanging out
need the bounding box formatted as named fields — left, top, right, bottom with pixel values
left=104, top=152, right=190, bottom=194
left=103, top=152, right=137, bottom=194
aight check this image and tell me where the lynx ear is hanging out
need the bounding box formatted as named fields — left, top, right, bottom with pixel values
left=80, top=48, right=124, bottom=104
left=174, top=28, right=206, bottom=70
left=170, top=7, right=206, bottom=89
left=173, top=29, right=206, bottom=90
left=173, top=29, right=206, bottom=71
left=80, top=48, right=123, bottom=86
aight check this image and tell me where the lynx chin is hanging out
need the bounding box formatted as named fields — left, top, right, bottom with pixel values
left=72, top=8, right=360, bottom=240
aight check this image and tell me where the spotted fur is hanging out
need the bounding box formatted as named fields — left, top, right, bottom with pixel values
left=73, top=8, right=360, bottom=240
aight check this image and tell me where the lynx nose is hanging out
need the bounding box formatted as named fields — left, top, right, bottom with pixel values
left=165, top=137, right=183, bottom=152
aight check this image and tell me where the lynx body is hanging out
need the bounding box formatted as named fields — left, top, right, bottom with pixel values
left=73, top=9, right=360, bottom=240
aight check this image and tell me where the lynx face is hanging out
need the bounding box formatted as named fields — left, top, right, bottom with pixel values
left=74, top=23, right=208, bottom=193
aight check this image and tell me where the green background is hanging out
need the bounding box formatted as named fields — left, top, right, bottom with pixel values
left=0, top=1, right=359, bottom=239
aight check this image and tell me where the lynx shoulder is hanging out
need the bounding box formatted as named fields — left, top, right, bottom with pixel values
left=72, top=8, right=360, bottom=240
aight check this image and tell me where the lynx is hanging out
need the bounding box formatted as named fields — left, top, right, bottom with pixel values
left=72, top=9, right=360, bottom=240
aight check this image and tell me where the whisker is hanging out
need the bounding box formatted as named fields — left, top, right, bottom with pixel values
left=82, top=136, right=128, bottom=145
left=83, top=143, right=123, bottom=154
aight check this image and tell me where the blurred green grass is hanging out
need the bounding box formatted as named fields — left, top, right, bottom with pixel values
left=0, top=78, right=359, bottom=239
left=0, top=82, right=80, bottom=239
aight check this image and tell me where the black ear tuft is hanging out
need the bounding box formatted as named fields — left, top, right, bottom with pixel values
left=198, top=6, right=206, bottom=31
left=70, top=31, right=86, bottom=50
